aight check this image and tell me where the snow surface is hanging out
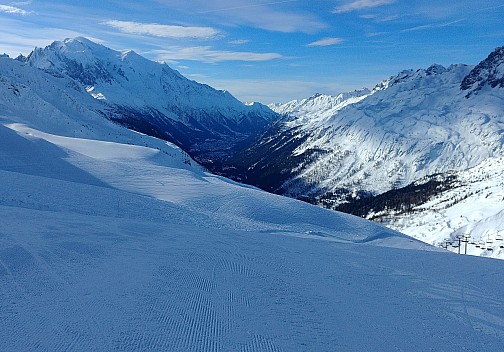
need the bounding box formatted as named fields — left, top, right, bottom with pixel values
left=2, top=110, right=504, bottom=351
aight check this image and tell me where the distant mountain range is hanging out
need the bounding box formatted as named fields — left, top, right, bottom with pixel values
left=257, top=56, right=504, bottom=202
left=2, top=37, right=504, bottom=258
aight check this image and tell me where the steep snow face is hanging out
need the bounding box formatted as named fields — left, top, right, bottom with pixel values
left=261, top=60, right=504, bottom=201
left=2, top=109, right=504, bottom=351
left=27, top=37, right=116, bottom=83
left=383, top=156, right=504, bottom=260
left=23, top=37, right=278, bottom=159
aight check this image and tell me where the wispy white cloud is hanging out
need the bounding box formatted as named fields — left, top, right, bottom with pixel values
left=365, top=31, right=388, bottom=37
left=476, top=4, right=504, bottom=12
left=103, top=20, right=220, bottom=39
left=306, top=37, right=344, bottom=47
left=333, top=0, right=395, bottom=14
left=10, top=1, right=32, bottom=5
left=360, top=14, right=377, bottom=19
left=186, top=73, right=208, bottom=78
left=154, top=46, right=283, bottom=63
left=153, top=46, right=283, bottom=63
left=0, top=4, right=32, bottom=15
left=196, top=0, right=299, bottom=14
left=0, top=19, right=104, bottom=57
left=154, top=0, right=326, bottom=33
left=402, top=18, right=465, bottom=32
left=379, top=15, right=400, bottom=22
left=359, top=14, right=401, bottom=23
left=228, top=39, right=250, bottom=45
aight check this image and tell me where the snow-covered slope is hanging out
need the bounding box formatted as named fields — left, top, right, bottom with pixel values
left=255, top=48, right=504, bottom=204
left=380, top=156, right=504, bottom=260
left=18, top=37, right=277, bottom=160
left=2, top=108, right=504, bottom=350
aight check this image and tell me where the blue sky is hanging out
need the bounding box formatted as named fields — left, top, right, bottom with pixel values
left=1, top=0, right=504, bottom=103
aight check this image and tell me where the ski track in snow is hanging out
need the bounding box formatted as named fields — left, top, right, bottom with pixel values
left=1, top=121, right=504, bottom=351
left=2, top=206, right=504, bottom=351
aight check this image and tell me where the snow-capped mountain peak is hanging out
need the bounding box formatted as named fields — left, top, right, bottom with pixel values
left=385, top=63, right=471, bottom=89
left=26, top=37, right=117, bottom=84
left=26, top=37, right=183, bottom=86
left=24, top=37, right=274, bottom=118
left=19, top=37, right=279, bottom=162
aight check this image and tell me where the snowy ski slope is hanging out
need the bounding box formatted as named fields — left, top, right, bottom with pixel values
left=1, top=113, right=504, bottom=351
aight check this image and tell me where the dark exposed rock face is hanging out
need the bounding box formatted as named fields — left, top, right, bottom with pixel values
left=461, top=46, right=504, bottom=97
